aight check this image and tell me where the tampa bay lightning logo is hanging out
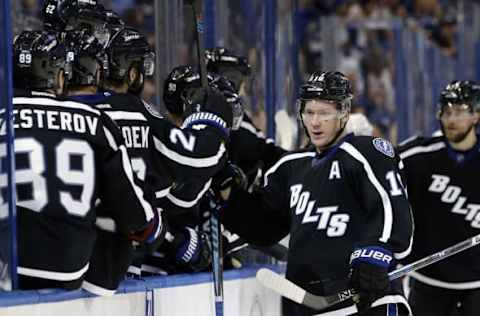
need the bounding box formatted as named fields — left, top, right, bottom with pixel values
left=373, top=138, right=395, bottom=158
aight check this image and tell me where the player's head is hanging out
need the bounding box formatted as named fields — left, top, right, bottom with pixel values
left=298, top=71, right=353, bottom=150
left=205, top=47, right=251, bottom=92
left=163, top=65, right=202, bottom=116
left=63, top=30, right=106, bottom=91
left=13, top=30, right=67, bottom=94
left=64, top=5, right=113, bottom=48
left=437, top=80, right=479, bottom=144
left=210, top=74, right=244, bottom=130
left=42, top=0, right=98, bottom=32
left=103, top=9, right=126, bottom=37
left=104, top=27, right=154, bottom=95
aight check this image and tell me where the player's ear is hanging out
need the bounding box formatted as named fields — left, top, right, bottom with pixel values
left=340, top=111, right=349, bottom=128
left=128, top=67, right=139, bottom=85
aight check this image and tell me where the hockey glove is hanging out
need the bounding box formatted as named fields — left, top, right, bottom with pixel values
left=212, top=162, right=248, bottom=193
left=182, top=86, right=233, bottom=139
left=173, top=227, right=211, bottom=272
left=129, top=208, right=164, bottom=251
left=349, top=246, right=392, bottom=314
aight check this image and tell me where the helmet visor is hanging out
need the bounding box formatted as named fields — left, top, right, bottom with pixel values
left=143, top=52, right=155, bottom=76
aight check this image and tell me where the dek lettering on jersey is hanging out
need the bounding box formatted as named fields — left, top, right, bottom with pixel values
left=290, top=184, right=350, bottom=237
left=429, top=174, right=480, bottom=228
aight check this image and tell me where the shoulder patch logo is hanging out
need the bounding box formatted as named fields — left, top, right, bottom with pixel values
left=373, top=138, right=395, bottom=158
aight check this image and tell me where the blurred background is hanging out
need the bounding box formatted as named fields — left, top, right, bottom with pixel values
left=11, top=0, right=480, bottom=148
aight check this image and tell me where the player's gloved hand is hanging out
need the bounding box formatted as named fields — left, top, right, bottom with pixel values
left=212, top=162, right=248, bottom=193
left=172, top=227, right=211, bottom=272
left=129, top=208, right=164, bottom=251
left=182, top=86, right=233, bottom=139
left=222, top=230, right=249, bottom=269
left=349, top=245, right=392, bottom=314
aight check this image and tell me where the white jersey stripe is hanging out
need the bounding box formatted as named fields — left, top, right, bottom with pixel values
left=105, top=111, right=147, bottom=121
left=119, top=145, right=155, bottom=222
left=264, top=152, right=316, bottom=186
left=18, top=263, right=89, bottom=281
left=394, top=231, right=413, bottom=260
left=95, top=217, right=117, bottom=232
left=340, top=142, right=393, bottom=243
left=240, top=121, right=265, bottom=138
left=313, top=294, right=411, bottom=316
left=166, top=179, right=212, bottom=208
left=399, top=142, right=445, bottom=160
left=103, top=127, right=118, bottom=151
left=13, top=97, right=101, bottom=115
left=153, top=136, right=226, bottom=168
left=410, top=271, right=480, bottom=290
left=155, top=186, right=172, bottom=199
left=397, top=135, right=420, bottom=147
left=82, top=280, right=117, bottom=296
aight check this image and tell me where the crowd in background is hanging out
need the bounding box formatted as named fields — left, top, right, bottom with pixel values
left=11, top=0, right=468, bottom=144
left=298, top=0, right=463, bottom=139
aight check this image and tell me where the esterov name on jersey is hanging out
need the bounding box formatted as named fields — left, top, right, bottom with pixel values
left=11, top=108, right=98, bottom=135
left=8, top=107, right=151, bottom=149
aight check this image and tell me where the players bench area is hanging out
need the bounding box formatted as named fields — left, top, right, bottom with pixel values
left=0, top=264, right=284, bottom=316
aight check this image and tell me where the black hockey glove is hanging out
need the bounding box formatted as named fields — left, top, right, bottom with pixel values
left=172, top=227, right=211, bottom=272
left=182, top=86, right=233, bottom=139
left=129, top=208, right=165, bottom=252
left=349, top=246, right=392, bottom=314
left=222, top=230, right=249, bottom=269
left=212, top=162, right=248, bottom=193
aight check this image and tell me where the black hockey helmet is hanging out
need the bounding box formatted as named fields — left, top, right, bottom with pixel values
left=106, top=27, right=154, bottom=83
left=205, top=47, right=251, bottom=91
left=63, top=30, right=106, bottom=87
left=65, top=5, right=114, bottom=48
left=13, top=30, right=66, bottom=91
left=104, top=9, right=126, bottom=35
left=42, top=0, right=98, bottom=32
left=438, top=80, right=480, bottom=115
left=210, top=74, right=244, bottom=130
left=163, top=65, right=202, bottom=115
left=298, top=70, right=353, bottom=115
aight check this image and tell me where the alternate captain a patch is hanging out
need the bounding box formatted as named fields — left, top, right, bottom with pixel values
left=373, top=138, right=395, bottom=158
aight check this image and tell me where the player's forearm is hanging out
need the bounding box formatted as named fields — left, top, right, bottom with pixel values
left=220, top=187, right=289, bottom=247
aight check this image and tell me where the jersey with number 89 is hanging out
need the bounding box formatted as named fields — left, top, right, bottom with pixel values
left=7, top=93, right=156, bottom=288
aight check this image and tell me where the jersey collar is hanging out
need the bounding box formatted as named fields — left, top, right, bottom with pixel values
left=312, top=132, right=354, bottom=167
left=67, top=93, right=108, bottom=105
left=445, top=135, right=480, bottom=165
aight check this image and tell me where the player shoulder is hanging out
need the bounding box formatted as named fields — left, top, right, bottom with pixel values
left=266, top=148, right=316, bottom=175
left=14, top=94, right=102, bottom=116
left=397, top=135, right=445, bottom=160
left=342, top=135, right=397, bottom=160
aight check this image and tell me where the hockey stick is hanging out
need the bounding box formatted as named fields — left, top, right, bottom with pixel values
left=207, top=190, right=224, bottom=316
left=257, top=233, right=480, bottom=311
left=186, top=0, right=208, bottom=88
left=185, top=1, right=223, bottom=313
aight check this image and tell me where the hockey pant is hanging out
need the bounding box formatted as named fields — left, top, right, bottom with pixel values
left=409, top=279, right=480, bottom=316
